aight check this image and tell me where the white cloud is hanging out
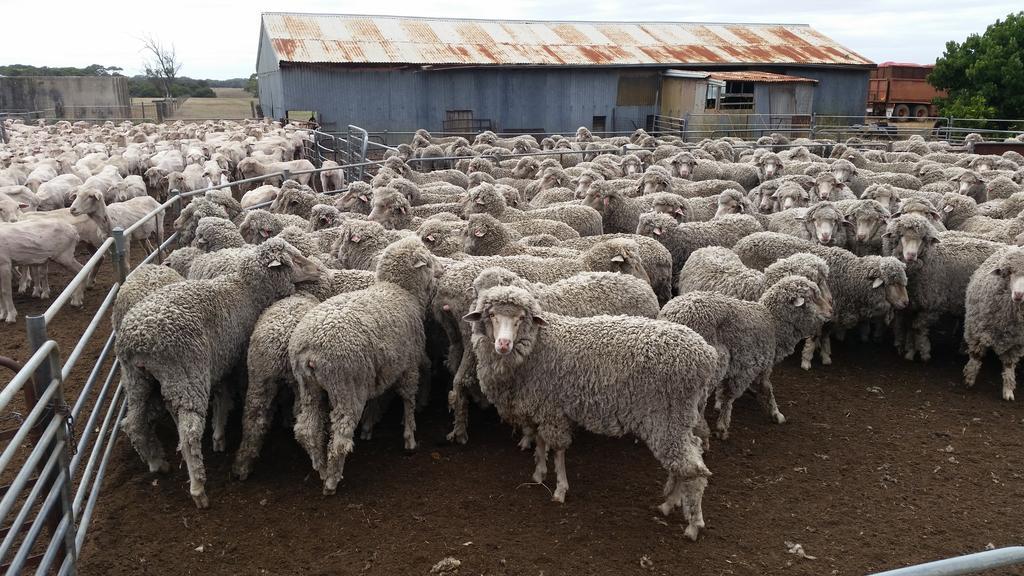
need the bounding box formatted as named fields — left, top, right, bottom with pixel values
left=1, top=0, right=1018, bottom=78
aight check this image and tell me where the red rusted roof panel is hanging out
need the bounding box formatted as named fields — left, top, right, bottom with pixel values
left=262, top=13, right=874, bottom=67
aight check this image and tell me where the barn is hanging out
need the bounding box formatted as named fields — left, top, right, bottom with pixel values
left=255, top=13, right=874, bottom=139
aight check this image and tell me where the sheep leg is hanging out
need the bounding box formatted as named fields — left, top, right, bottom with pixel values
left=755, top=371, right=786, bottom=424
left=176, top=408, right=209, bottom=509
left=0, top=263, right=15, bottom=323
left=50, top=250, right=84, bottom=306
left=30, top=265, right=49, bottom=299
left=911, top=312, right=937, bottom=362
left=120, top=369, right=169, bottom=473
left=820, top=333, right=833, bottom=366
left=518, top=425, right=535, bottom=451
left=209, top=384, right=233, bottom=453
left=531, top=435, right=549, bottom=483
left=680, top=475, right=709, bottom=541
left=713, top=384, right=740, bottom=440
left=16, top=266, right=30, bottom=295
left=998, top=349, right=1023, bottom=401
left=445, top=347, right=474, bottom=444
left=358, top=395, right=390, bottom=440
left=232, top=373, right=281, bottom=480
left=323, top=396, right=362, bottom=496
left=292, top=375, right=328, bottom=476
left=396, top=368, right=420, bottom=451
left=800, top=336, right=818, bottom=370
left=963, top=343, right=986, bottom=389
left=551, top=448, right=569, bottom=503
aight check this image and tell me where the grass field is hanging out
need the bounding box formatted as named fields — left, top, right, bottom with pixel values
left=130, top=88, right=256, bottom=120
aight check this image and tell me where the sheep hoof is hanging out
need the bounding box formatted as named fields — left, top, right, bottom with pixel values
left=231, top=462, right=251, bottom=481
left=714, top=429, right=729, bottom=441
left=800, top=361, right=812, bottom=371
left=191, top=491, right=209, bottom=509
left=551, top=490, right=566, bottom=503
left=517, top=436, right=533, bottom=451
left=212, top=438, right=226, bottom=453
left=359, top=430, right=373, bottom=441
left=445, top=430, right=468, bottom=445
left=920, top=353, right=931, bottom=362
left=322, top=487, right=336, bottom=496
left=1003, top=389, right=1016, bottom=402
left=821, top=356, right=832, bottom=366
left=903, top=351, right=916, bottom=362
left=684, top=523, right=702, bottom=541
left=148, top=459, right=170, bottom=473
left=657, top=502, right=673, bottom=516
left=773, top=412, right=787, bottom=425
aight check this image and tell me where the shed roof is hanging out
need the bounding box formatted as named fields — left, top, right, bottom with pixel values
left=260, top=13, right=874, bottom=69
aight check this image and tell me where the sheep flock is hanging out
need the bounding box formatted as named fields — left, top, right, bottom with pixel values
left=4, top=117, right=1024, bottom=542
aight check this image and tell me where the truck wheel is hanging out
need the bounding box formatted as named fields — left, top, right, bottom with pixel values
left=912, top=105, right=929, bottom=118
left=893, top=104, right=911, bottom=118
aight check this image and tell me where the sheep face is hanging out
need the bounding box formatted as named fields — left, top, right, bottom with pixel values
left=464, top=286, right=545, bottom=358
left=69, top=188, right=105, bottom=220
left=367, top=192, right=409, bottom=230
left=850, top=206, right=886, bottom=244
left=884, top=215, right=938, bottom=263
left=512, top=157, right=539, bottom=179
left=336, top=187, right=372, bottom=214
left=671, top=153, right=696, bottom=179
left=258, top=238, right=321, bottom=285
left=815, top=173, right=841, bottom=201
left=801, top=204, right=847, bottom=246
left=462, top=216, right=499, bottom=255
left=310, top=206, right=341, bottom=231
left=714, top=191, right=748, bottom=219
left=758, top=154, right=782, bottom=180
left=538, top=168, right=567, bottom=191
left=575, top=172, right=601, bottom=199
left=650, top=194, right=689, bottom=222
left=774, top=183, right=809, bottom=211
left=957, top=171, right=983, bottom=195
left=596, top=240, right=651, bottom=284
left=621, top=155, right=642, bottom=176
left=640, top=171, right=670, bottom=195
left=991, top=250, right=1024, bottom=303
left=831, top=160, right=857, bottom=184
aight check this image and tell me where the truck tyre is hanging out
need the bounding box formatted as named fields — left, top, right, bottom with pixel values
left=893, top=104, right=911, bottom=118
left=912, top=105, right=929, bottom=118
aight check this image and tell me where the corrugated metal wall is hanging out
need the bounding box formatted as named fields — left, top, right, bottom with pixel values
left=277, top=65, right=656, bottom=137
left=781, top=67, right=869, bottom=116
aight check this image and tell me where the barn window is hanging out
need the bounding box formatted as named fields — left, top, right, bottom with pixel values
left=616, top=73, right=658, bottom=106
left=592, top=116, right=606, bottom=133
left=705, top=84, right=721, bottom=110
left=721, top=81, right=755, bottom=110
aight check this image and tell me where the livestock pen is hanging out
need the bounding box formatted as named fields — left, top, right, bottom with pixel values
left=2, top=126, right=1024, bottom=575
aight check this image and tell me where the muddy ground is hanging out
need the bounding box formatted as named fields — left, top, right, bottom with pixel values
left=3, top=258, right=1024, bottom=576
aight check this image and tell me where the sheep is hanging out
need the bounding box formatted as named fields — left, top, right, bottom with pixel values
left=192, top=217, right=245, bottom=252
left=464, top=183, right=603, bottom=237
left=0, top=185, right=40, bottom=212
left=173, top=197, right=230, bottom=247
left=0, top=219, right=84, bottom=323
left=238, top=209, right=309, bottom=244
left=35, top=174, right=82, bottom=210
left=955, top=170, right=988, bottom=203
left=580, top=180, right=644, bottom=234
left=882, top=214, right=1004, bottom=361
left=418, top=218, right=468, bottom=257
left=842, top=199, right=891, bottom=255
left=462, top=213, right=576, bottom=257
left=813, top=172, right=857, bottom=202
left=69, top=187, right=164, bottom=266
left=669, top=151, right=760, bottom=189
left=334, top=181, right=373, bottom=215
left=240, top=184, right=280, bottom=209
left=506, top=218, right=580, bottom=241
left=382, top=157, right=469, bottom=189
left=659, top=275, right=832, bottom=437
left=962, top=248, right=1024, bottom=401
left=636, top=212, right=763, bottom=279
left=977, top=192, right=1024, bottom=219
left=117, top=238, right=320, bottom=507
left=333, top=219, right=412, bottom=271
left=319, top=160, right=345, bottom=192
left=731, top=232, right=910, bottom=368
left=366, top=187, right=416, bottom=230
left=679, top=247, right=831, bottom=304
left=470, top=267, right=660, bottom=320
left=232, top=268, right=377, bottom=480
left=163, top=246, right=202, bottom=277
left=236, top=158, right=316, bottom=190
left=111, top=264, right=184, bottom=332
left=558, top=234, right=674, bottom=305
left=289, top=237, right=437, bottom=493
left=768, top=201, right=851, bottom=248
left=270, top=185, right=332, bottom=219
left=463, top=285, right=718, bottom=539
left=985, top=175, right=1022, bottom=201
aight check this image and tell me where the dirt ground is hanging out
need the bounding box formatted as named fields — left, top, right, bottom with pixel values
left=5, top=258, right=1024, bottom=575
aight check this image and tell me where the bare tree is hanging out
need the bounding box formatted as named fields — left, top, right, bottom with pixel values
left=141, top=36, right=182, bottom=99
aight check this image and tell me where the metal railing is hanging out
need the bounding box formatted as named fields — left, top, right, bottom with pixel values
left=870, top=547, right=1024, bottom=575
left=0, top=134, right=392, bottom=574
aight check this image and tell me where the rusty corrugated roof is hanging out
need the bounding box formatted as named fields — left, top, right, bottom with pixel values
left=261, top=13, right=874, bottom=68
left=707, top=71, right=818, bottom=83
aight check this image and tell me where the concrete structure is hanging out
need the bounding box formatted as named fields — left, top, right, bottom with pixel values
left=0, top=76, right=131, bottom=120
left=256, top=13, right=874, bottom=138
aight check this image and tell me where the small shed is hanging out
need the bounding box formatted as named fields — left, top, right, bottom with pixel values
left=660, top=70, right=817, bottom=118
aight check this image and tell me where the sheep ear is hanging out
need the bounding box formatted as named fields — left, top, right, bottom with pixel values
left=929, top=236, right=941, bottom=245
left=872, top=278, right=884, bottom=288
left=359, top=195, right=368, bottom=203
left=475, top=198, right=486, bottom=205
left=399, top=206, right=407, bottom=214
left=792, top=295, right=805, bottom=307
left=463, top=310, right=483, bottom=323
left=532, top=314, right=548, bottom=326
left=412, top=259, right=428, bottom=269
left=736, top=203, right=746, bottom=213
left=425, top=234, right=435, bottom=242
left=991, top=267, right=1007, bottom=277
left=474, top=230, right=485, bottom=237
left=652, top=227, right=663, bottom=236
left=610, top=254, right=625, bottom=262
left=350, top=235, right=361, bottom=243
left=943, top=205, right=954, bottom=213
left=267, top=258, right=282, bottom=268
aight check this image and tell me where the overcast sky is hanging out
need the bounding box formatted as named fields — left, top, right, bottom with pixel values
left=2, top=0, right=1019, bottom=79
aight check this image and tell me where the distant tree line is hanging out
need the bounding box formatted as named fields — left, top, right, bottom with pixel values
left=0, top=64, right=256, bottom=99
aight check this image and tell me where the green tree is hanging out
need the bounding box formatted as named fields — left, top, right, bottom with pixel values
left=930, top=12, right=1024, bottom=120
left=245, top=73, right=258, bottom=96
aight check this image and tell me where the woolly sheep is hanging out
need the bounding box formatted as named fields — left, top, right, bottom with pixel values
left=882, top=214, right=1003, bottom=361
left=659, top=275, right=832, bottom=437
left=842, top=199, right=891, bottom=255
left=111, top=264, right=184, bottom=332
left=558, top=234, right=673, bottom=305
left=192, top=217, right=245, bottom=252
left=289, top=237, right=437, bottom=493
left=580, top=180, right=644, bottom=234
left=173, top=197, right=229, bottom=247
left=117, top=238, right=321, bottom=507
left=238, top=209, right=310, bottom=244
left=679, top=247, right=831, bottom=304
left=463, top=285, right=718, bottom=539
left=333, top=219, right=413, bottom=271
left=963, top=248, right=1024, bottom=401
left=462, top=213, right=578, bottom=258
left=636, top=212, right=764, bottom=278
left=232, top=268, right=377, bottom=480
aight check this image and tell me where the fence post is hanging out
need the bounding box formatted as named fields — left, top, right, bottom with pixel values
left=111, top=228, right=129, bottom=283
left=25, top=315, right=78, bottom=570
left=281, top=169, right=292, bottom=185
left=809, top=113, right=817, bottom=140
